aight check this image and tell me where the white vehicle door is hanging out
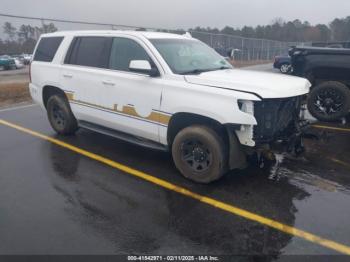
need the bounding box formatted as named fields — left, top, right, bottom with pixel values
left=98, top=37, right=166, bottom=142
left=60, top=36, right=113, bottom=123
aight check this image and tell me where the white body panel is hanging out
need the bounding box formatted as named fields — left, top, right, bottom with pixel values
left=29, top=30, right=311, bottom=148
left=185, top=69, right=311, bottom=99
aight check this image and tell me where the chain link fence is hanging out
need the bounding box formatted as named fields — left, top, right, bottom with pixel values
left=190, top=31, right=302, bottom=61
left=1, top=13, right=305, bottom=61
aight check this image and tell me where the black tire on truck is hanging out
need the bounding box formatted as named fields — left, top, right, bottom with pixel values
left=307, top=81, right=350, bottom=122
left=171, top=125, right=228, bottom=183
left=47, top=94, right=78, bottom=135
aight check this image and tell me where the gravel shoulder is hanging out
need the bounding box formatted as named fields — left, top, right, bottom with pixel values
left=0, top=67, right=30, bottom=107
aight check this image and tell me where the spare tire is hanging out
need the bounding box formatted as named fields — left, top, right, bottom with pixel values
left=307, top=81, right=350, bottom=122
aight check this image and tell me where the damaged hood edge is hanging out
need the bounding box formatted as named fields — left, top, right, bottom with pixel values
left=184, top=69, right=311, bottom=99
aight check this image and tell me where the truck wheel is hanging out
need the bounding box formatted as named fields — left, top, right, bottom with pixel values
left=47, top=94, right=78, bottom=135
left=307, top=81, right=350, bottom=122
left=280, top=63, right=291, bottom=74
left=172, top=125, right=227, bottom=183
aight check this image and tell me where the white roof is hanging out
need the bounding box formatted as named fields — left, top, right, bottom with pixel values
left=42, top=30, right=192, bottom=40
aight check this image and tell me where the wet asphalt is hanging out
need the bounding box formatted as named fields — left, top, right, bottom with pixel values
left=0, top=67, right=350, bottom=257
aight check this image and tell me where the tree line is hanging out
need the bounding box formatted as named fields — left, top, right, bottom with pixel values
left=187, top=17, right=350, bottom=43
left=142, top=16, right=350, bottom=43
left=0, top=22, right=57, bottom=55
left=1, top=16, right=350, bottom=55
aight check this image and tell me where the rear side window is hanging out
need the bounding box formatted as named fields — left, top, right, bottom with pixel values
left=34, top=37, right=64, bottom=62
left=65, top=37, right=112, bottom=68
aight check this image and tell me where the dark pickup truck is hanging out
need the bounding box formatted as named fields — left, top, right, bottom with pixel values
left=290, top=46, right=350, bottom=122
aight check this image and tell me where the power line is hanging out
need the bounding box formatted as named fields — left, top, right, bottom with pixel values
left=0, top=12, right=293, bottom=43
left=0, top=12, right=164, bottom=31
left=0, top=11, right=297, bottom=59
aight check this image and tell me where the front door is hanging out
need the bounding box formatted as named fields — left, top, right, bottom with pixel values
left=99, top=37, right=165, bottom=142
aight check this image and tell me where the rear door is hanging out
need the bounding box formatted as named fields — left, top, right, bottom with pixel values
left=61, top=36, right=112, bottom=123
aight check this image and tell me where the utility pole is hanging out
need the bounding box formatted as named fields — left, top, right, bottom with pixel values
left=41, top=18, right=46, bottom=33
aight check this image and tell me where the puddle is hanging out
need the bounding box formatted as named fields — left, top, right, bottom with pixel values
left=274, top=166, right=350, bottom=194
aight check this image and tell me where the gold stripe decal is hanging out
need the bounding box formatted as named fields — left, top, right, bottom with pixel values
left=65, top=92, right=170, bottom=126
left=114, top=105, right=170, bottom=125
left=65, top=92, right=74, bottom=101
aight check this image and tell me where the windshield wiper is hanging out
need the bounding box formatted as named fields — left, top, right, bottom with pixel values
left=180, top=66, right=231, bottom=75
left=215, top=66, right=232, bottom=70
left=180, top=69, right=210, bottom=75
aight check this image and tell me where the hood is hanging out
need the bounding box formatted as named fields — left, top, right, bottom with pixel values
left=184, top=69, right=311, bottom=99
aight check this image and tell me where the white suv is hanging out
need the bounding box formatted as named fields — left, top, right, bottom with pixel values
left=29, top=30, right=311, bottom=183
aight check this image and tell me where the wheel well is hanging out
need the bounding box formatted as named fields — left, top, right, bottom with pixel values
left=167, top=113, right=227, bottom=146
left=42, top=86, right=66, bottom=108
left=307, top=67, right=350, bottom=87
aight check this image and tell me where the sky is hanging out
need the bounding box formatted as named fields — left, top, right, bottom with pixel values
left=1, top=0, right=349, bottom=37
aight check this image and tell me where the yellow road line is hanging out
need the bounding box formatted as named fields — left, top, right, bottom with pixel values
left=312, top=125, right=350, bottom=133
left=330, top=158, right=350, bottom=169
left=1, top=118, right=350, bottom=255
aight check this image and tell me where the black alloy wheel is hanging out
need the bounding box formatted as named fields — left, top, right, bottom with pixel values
left=307, top=81, right=350, bottom=122
left=172, top=125, right=228, bottom=183
left=181, top=139, right=213, bottom=172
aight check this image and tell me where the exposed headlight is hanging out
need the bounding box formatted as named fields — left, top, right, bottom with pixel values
left=238, top=100, right=254, bottom=115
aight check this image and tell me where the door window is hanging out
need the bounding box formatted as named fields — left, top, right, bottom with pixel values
left=109, top=38, right=151, bottom=72
left=65, top=37, right=112, bottom=68
left=34, top=37, right=64, bottom=62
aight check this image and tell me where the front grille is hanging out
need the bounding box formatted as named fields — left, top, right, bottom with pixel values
left=253, top=96, right=302, bottom=143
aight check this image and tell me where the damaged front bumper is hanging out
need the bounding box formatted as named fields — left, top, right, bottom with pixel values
left=228, top=96, right=310, bottom=169
left=256, top=118, right=310, bottom=156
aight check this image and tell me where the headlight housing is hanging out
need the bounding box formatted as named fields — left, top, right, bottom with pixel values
left=238, top=100, right=254, bottom=115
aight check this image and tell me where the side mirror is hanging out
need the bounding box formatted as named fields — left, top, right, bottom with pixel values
left=129, top=60, right=159, bottom=77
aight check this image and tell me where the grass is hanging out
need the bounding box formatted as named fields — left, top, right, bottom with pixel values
left=0, top=82, right=31, bottom=107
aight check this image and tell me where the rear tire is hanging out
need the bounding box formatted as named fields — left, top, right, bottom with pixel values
left=47, top=94, right=78, bottom=135
left=307, top=81, right=350, bottom=122
left=279, top=63, right=291, bottom=74
left=172, top=125, right=227, bottom=183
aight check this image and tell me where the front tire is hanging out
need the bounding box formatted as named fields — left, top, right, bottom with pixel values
left=172, top=125, right=227, bottom=183
left=307, top=81, right=350, bottom=122
left=47, top=94, right=78, bottom=135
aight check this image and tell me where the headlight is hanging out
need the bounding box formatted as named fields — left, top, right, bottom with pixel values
left=238, top=100, right=254, bottom=115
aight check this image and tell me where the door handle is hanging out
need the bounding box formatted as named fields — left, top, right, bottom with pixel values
left=102, top=80, right=115, bottom=86
left=63, top=74, right=73, bottom=78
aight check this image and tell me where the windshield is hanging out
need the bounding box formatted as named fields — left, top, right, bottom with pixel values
left=150, top=38, right=232, bottom=75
